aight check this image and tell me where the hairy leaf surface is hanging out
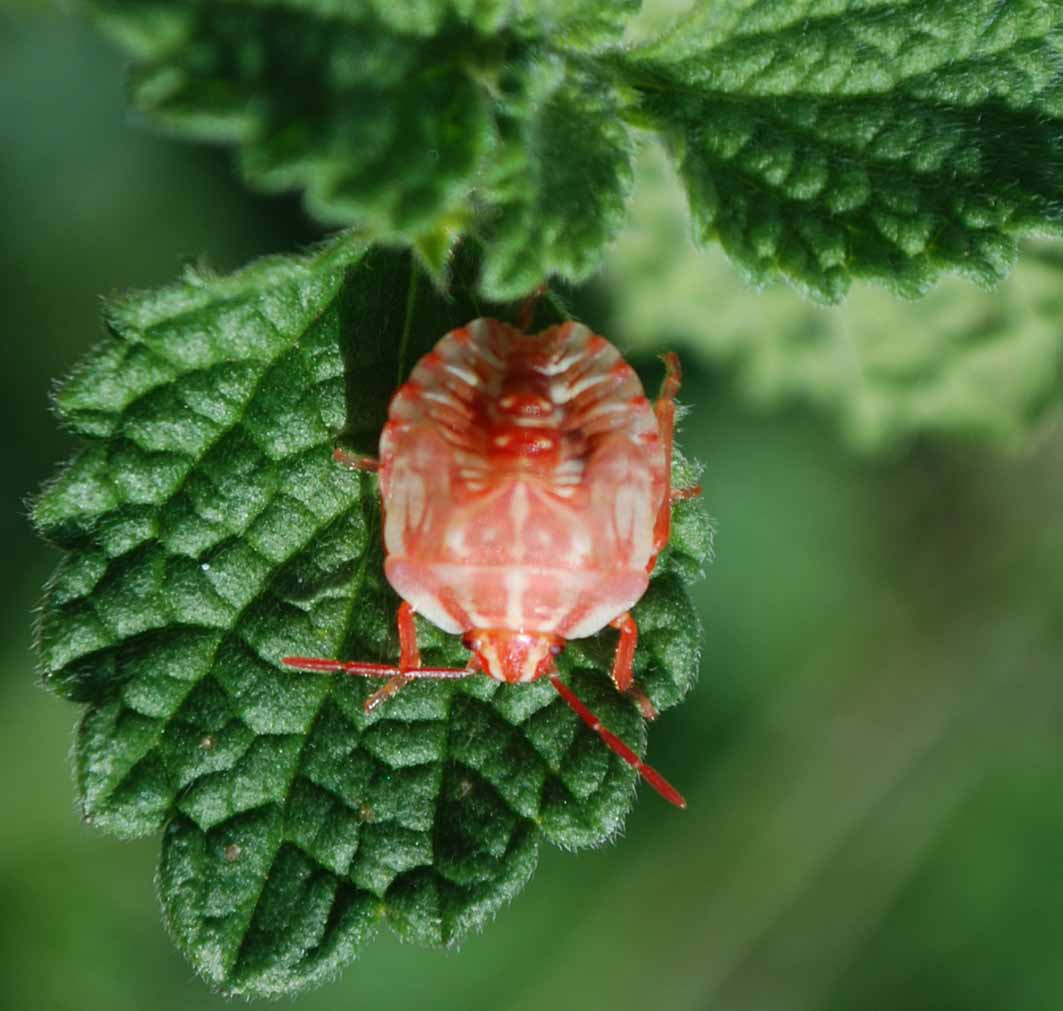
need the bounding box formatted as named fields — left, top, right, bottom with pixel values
left=93, top=0, right=1063, bottom=302
left=478, top=57, right=635, bottom=299
left=33, top=239, right=709, bottom=995
left=623, top=0, right=1063, bottom=301
left=608, top=146, right=1063, bottom=449
left=89, top=0, right=639, bottom=297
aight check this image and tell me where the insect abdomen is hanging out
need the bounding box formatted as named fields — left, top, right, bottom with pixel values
left=378, top=319, right=667, bottom=639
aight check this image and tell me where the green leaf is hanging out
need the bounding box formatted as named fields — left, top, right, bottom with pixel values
left=89, top=0, right=639, bottom=297
left=91, top=1, right=1063, bottom=303
left=93, top=1, right=496, bottom=238
left=507, top=0, right=642, bottom=49
left=335, top=0, right=639, bottom=45
left=478, top=56, right=635, bottom=299
left=33, top=238, right=709, bottom=996
left=606, top=145, right=1063, bottom=450
left=621, top=0, right=1063, bottom=302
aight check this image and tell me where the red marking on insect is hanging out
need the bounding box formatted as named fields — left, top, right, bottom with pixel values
left=284, top=318, right=700, bottom=808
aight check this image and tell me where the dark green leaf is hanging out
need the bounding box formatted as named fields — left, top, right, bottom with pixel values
left=89, top=0, right=640, bottom=296
left=33, top=239, right=708, bottom=995
left=93, top=2, right=495, bottom=238
left=622, top=0, right=1063, bottom=301
left=92, top=1, right=1063, bottom=303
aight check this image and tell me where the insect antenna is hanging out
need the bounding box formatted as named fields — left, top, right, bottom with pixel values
left=283, top=656, right=478, bottom=714
left=548, top=674, right=686, bottom=809
left=282, top=657, right=475, bottom=679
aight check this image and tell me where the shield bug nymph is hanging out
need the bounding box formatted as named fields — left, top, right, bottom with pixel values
left=284, top=317, right=700, bottom=807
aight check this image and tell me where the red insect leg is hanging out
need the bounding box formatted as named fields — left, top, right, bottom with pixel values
left=548, top=674, right=686, bottom=809
left=651, top=353, right=681, bottom=558
left=608, top=612, right=657, bottom=721
left=516, top=283, right=548, bottom=332
left=362, top=600, right=420, bottom=712
left=396, top=600, right=421, bottom=668
left=282, top=602, right=476, bottom=714
left=333, top=447, right=379, bottom=472
left=670, top=484, right=702, bottom=502
left=609, top=612, right=637, bottom=692
left=650, top=353, right=702, bottom=562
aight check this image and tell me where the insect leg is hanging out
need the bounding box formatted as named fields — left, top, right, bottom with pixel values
left=363, top=603, right=425, bottom=714
left=609, top=612, right=637, bottom=692
left=516, top=283, right=548, bottom=331
left=608, top=612, right=657, bottom=721
left=650, top=353, right=701, bottom=560
left=651, top=353, right=681, bottom=556
left=548, top=674, right=686, bottom=809
left=282, top=603, right=477, bottom=713
left=363, top=676, right=407, bottom=713
left=363, top=601, right=419, bottom=713
left=397, top=600, right=421, bottom=668
left=333, top=447, right=379, bottom=472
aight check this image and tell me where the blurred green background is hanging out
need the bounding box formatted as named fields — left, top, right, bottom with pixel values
left=3, top=7, right=1063, bottom=1011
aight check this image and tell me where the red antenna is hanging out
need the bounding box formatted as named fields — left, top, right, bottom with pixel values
left=283, top=657, right=472, bottom=679
left=549, top=675, right=686, bottom=809
left=282, top=656, right=476, bottom=713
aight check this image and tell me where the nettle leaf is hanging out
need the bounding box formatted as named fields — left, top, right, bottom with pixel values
left=478, top=56, right=635, bottom=299
left=607, top=145, right=1063, bottom=450
left=92, top=1, right=496, bottom=239
left=33, top=238, right=708, bottom=996
left=621, top=0, right=1063, bottom=302
left=89, top=0, right=638, bottom=296
left=507, top=0, right=641, bottom=49
left=341, top=0, right=638, bottom=45
left=92, top=0, right=1063, bottom=303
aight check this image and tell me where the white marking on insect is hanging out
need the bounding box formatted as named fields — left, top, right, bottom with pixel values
left=477, top=640, right=501, bottom=679
left=442, top=362, right=481, bottom=388
left=578, top=400, right=627, bottom=423
left=556, top=371, right=611, bottom=401
left=505, top=568, right=527, bottom=630
left=445, top=524, right=467, bottom=555
left=509, top=483, right=531, bottom=560
left=422, top=388, right=473, bottom=415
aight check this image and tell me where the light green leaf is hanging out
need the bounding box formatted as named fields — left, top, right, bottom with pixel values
left=607, top=145, right=1063, bottom=450
left=33, top=238, right=708, bottom=995
left=353, top=0, right=639, bottom=44
left=622, top=0, right=1063, bottom=301
left=509, top=0, right=642, bottom=49
left=478, top=57, right=635, bottom=300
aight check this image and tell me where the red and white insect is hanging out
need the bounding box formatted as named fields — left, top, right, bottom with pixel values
left=284, top=315, right=700, bottom=808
